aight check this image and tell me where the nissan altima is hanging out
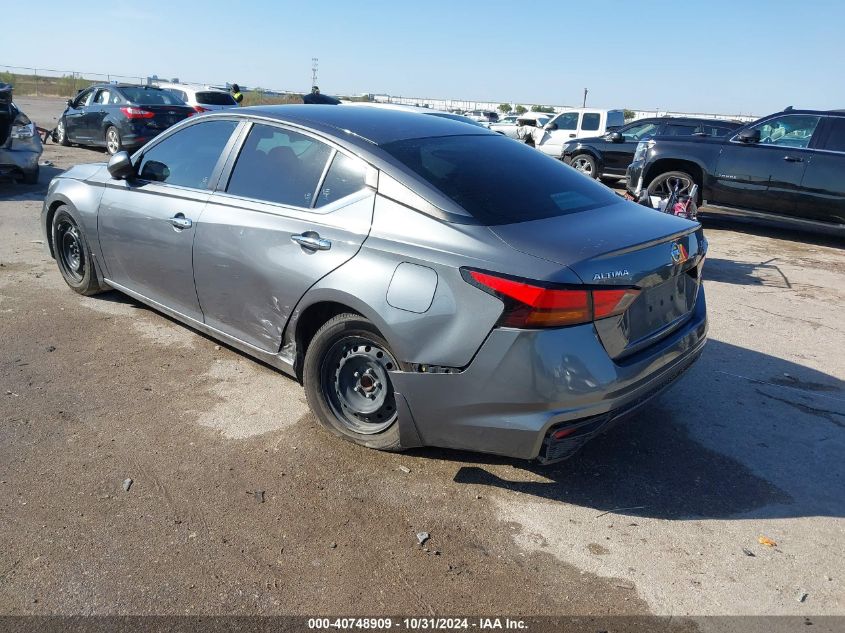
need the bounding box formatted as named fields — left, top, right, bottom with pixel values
left=42, top=105, right=707, bottom=463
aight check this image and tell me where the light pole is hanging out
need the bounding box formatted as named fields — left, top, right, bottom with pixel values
left=311, top=57, right=318, bottom=88
left=583, top=88, right=588, bottom=107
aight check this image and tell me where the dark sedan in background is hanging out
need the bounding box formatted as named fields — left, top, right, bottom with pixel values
left=55, top=84, right=195, bottom=155
left=562, top=116, right=741, bottom=180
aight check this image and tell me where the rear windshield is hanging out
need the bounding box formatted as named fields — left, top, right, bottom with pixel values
left=382, top=135, right=619, bottom=225
left=197, top=91, right=237, bottom=106
left=119, top=87, right=185, bottom=105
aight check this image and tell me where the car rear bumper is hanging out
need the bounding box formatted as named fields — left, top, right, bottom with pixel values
left=0, top=143, right=41, bottom=179
left=392, top=286, right=707, bottom=461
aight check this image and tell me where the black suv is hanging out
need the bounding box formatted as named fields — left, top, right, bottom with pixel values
left=627, top=109, right=845, bottom=235
left=562, top=116, right=740, bottom=179
left=56, top=84, right=195, bottom=155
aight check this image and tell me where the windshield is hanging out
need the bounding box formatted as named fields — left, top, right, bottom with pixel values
left=197, top=91, right=238, bottom=106
left=381, top=134, right=619, bottom=225
left=119, top=87, right=186, bottom=105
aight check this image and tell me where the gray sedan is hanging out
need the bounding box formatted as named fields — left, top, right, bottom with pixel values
left=41, top=105, right=708, bottom=462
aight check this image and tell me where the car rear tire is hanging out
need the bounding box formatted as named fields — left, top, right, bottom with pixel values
left=56, top=118, right=70, bottom=146
left=570, top=154, right=598, bottom=178
left=105, top=126, right=123, bottom=156
left=303, top=313, right=402, bottom=451
left=647, top=170, right=696, bottom=200
left=51, top=206, right=105, bottom=296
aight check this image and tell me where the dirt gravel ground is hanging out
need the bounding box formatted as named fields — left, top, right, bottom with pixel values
left=0, top=98, right=843, bottom=623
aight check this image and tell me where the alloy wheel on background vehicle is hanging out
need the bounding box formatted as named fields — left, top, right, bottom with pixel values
left=648, top=172, right=694, bottom=198
left=320, top=336, right=399, bottom=435
left=571, top=156, right=596, bottom=177
left=55, top=218, right=85, bottom=283
left=106, top=127, right=121, bottom=155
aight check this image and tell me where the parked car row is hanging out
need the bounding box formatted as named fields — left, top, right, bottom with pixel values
left=627, top=108, right=845, bottom=234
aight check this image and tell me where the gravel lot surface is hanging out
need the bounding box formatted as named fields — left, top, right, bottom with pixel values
left=1, top=98, right=843, bottom=622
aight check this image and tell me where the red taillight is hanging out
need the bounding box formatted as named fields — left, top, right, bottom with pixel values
left=593, top=288, right=641, bottom=320
left=120, top=107, right=154, bottom=119
left=464, top=270, right=640, bottom=329
left=193, top=105, right=208, bottom=113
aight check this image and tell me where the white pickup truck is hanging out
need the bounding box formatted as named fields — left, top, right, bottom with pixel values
left=535, top=108, right=625, bottom=157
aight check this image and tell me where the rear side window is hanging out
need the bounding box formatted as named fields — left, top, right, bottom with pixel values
left=120, top=87, right=185, bottom=105
left=197, top=91, right=237, bottom=106
left=315, top=153, right=368, bottom=208
left=382, top=134, right=619, bottom=225
left=227, top=123, right=332, bottom=207
left=581, top=113, right=600, bottom=131
left=137, top=120, right=238, bottom=188
left=821, top=118, right=845, bottom=152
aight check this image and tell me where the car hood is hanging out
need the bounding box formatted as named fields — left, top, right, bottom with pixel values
left=60, top=162, right=108, bottom=181
left=486, top=199, right=701, bottom=285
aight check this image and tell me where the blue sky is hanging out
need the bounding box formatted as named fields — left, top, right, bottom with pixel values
left=4, top=0, right=843, bottom=115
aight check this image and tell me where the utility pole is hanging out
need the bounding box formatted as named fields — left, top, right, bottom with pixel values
left=311, top=58, right=319, bottom=88
left=583, top=88, right=588, bottom=107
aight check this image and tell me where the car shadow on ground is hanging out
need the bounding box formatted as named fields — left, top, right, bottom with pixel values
left=81, top=290, right=844, bottom=523
left=700, top=216, right=843, bottom=249
left=704, top=257, right=793, bottom=288
left=415, top=339, right=844, bottom=522
left=0, top=164, right=65, bottom=201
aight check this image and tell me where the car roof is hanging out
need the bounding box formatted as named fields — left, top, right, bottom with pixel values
left=240, top=104, right=494, bottom=145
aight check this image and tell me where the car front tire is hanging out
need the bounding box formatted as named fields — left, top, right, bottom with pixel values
left=56, top=118, right=70, bottom=146
left=51, top=206, right=105, bottom=296
left=303, top=313, right=402, bottom=451
left=570, top=154, right=598, bottom=178
left=647, top=170, right=696, bottom=200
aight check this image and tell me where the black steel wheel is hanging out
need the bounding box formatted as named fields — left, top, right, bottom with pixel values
left=303, top=313, right=402, bottom=450
left=51, top=207, right=105, bottom=295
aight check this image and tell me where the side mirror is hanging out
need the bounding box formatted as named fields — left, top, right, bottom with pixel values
left=737, top=129, right=761, bottom=144
left=66, top=99, right=74, bottom=108
left=546, top=122, right=558, bottom=131
left=107, top=151, right=135, bottom=180
left=608, top=131, right=624, bottom=143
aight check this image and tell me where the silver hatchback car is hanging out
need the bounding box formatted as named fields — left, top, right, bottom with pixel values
left=42, top=105, right=707, bottom=463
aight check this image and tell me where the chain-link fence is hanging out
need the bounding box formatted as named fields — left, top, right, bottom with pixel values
left=0, top=64, right=147, bottom=98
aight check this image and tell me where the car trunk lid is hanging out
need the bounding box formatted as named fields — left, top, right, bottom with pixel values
left=487, top=200, right=706, bottom=359
left=136, top=104, right=195, bottom=130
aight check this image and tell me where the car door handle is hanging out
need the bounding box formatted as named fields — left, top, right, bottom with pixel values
left=169, top=215, right=193, bottom=230
left=569, top=133, right=576, bottom=138
left=783, top=156, right=804, bottom=162
left=291, top=233, right=331, bottom=251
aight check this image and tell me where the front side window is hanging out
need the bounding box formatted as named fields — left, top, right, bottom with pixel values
left=93, top=89, right=111, bottom=105
left=382, top=134, right=619, bottom=225
left=74, top=89, right=95, bottom=108
left=581, top=113, right=601, bottom=131
left=552, top=112, right=578, bottom=130
left=226, top=124, right=333, bottom=207
left=620, top=121, right=659, bottom=141
left=664, top=124, right=699, bottom=136
left=746, top=115, right=820, bottom=148
left=315, top=153, right=368, bottom=208
left=137, top=120, right=238, bottom=188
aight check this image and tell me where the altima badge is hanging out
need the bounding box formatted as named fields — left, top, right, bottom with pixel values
left=593, top=269, right=630, bottom=281
left=671, top=242, right=689, bottom=264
